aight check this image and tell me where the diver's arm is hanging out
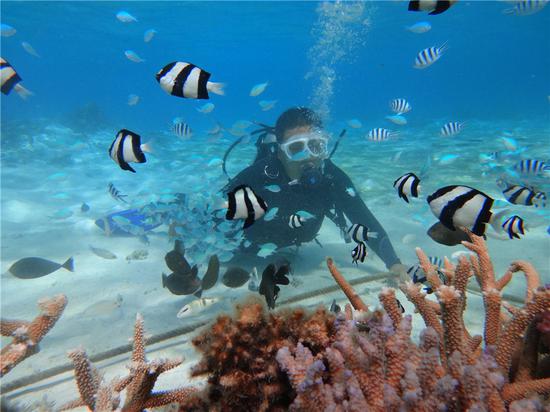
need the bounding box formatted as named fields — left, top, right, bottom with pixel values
left=329, top=163, right=401, bottom=269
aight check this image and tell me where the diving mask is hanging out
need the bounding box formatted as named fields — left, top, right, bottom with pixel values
left=279, top=131, right=329, bottom=162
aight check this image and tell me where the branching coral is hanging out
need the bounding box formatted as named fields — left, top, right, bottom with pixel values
left=59, top=314, right=196, bottom=411
left=187, top=297, right=336, bottom=411
left=172, top=231, right=548, bottom=411
left=0, top=294, right=67, bottom=377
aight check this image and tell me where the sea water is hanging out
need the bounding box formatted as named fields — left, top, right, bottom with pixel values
left=1, top=1, right=549, bottom=405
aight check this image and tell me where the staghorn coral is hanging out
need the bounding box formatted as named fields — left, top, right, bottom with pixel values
left=186, top=296, right=336, bottom=411
left=0, top=294, right=67, bottom=376
left=272, top=230, right=548, bottom=411
left=59, top=313, right=196, bottom=411
left=172, top=230, right=548, bottom=410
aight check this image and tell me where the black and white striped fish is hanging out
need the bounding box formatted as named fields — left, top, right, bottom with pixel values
left=288, top=214, right=305, bottom=229
left=155, top=61, right=225, bottom=99
left=393, top=172, right=421, bottom=203
left=390, top=98, right=411, bottom=115
left=503, top=0, right=548, bottom=15
left=427, top=185, right=495, bottom=236
left=440, top=122, right=464, bottom=137
left=172, top=120, right=192, bottom=139
left=0, top=57, right=32, bottom=99
left=502, top=184, right=546, bottom=207
left=347, top=223, right=374, bottom=243
left=108, top=183, right=128, bottom=203
left=368, top=128, right=397, bottom=142
left=408, top=0, right=458, bottom=15
left=513, top=159, right=549, bottom=176
left=396, top=298, right=405, bottom=313
left=414, top=42, right=448, bottom=69
left=225, top=185, right=267, bottom=229
left=502, top=215, right=525, bottom=240
left=407, top=256, right=445, bottom=294
left=351, top=242, right=367, bottom=264
left=108, top=129, right=150, bottom=173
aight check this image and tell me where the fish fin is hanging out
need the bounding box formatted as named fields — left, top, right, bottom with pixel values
left=162, top=273, right=167, bottom=288
left=62, top=257, right=75, bottom=272
left=140, top=141, right=154, bottom=155
left=120, top=161, right=137, bottom=173
left=428, top=0, right=451, bottom=15
left=194, top=288, right=203, bottom=298
left=207, top=82, right=225, bottom=96
left=408, top=0, right=421, bottom=11
left=438, top=41, right=450, bottom=54
left=243, top=215, right=255, bottom=229
left=14, top=84, right=34, bottom=100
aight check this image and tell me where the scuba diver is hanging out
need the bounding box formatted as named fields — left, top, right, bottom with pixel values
left=222, top=106, right=408, bottom=280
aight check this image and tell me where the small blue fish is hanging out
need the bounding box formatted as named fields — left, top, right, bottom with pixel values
left=263, top=207, right=279, bottom=221
left=405, top=21, right=431, bottom=33
left=144, top=29, right=157, bottom=42
left=116, top=11, right=138, bottom=23
left=1, top=23, right=16, bottom=37
left=197, top=103, right=215, bottom=113
left=347, top=119, right=362, bottom=129
left=265, top=184, right=281, bottom=193
left=125, top=50, right=145, bottom=63
left=257, top=243, right=277, bottom=258
left=438, top=154, right=460, bottom=165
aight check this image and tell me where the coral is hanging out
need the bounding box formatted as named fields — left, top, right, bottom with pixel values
left=187, top=296, right=336, bottom=411
left=275, top=237, right=550, bottom=410
left=59, top=314, right=196, bottom=411
left=171, top=230, right=548, bottom=411
left=0, top=294, right=67, bottom=376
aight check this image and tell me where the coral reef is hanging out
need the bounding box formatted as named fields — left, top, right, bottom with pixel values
left=186, top=297, right=336, bottom=411
left=275, top=230, right=549, bottom=410
left=174, top=230, right=548, bottom=411
left=0, top=294, right=67, bottom=377
left=59, top=314, right=196, bottom=411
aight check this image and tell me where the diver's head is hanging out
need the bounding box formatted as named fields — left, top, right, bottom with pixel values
left=275, top=107, right=328, bottom=182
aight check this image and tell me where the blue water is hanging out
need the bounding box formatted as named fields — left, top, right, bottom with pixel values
left=1, top=1, right=549, bottom=403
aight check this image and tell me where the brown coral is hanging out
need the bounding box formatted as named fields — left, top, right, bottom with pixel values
left=59, top=313, right=196, bottom=411
left=188, top=296, right=336, bottom=411
left=0, top=294, right=67, bottom=376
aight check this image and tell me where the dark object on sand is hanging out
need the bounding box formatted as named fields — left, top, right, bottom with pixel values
left=427, top=221, right=470, bottom=246
left=221, top=266, right=250, bottom=288
left=8, top=257, right=74, bottom=279
left=259, top=263, right=290, bottom=309
left=201, top=255, right=219, bottom=290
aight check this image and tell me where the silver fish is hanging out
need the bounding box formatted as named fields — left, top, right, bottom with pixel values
left=89, top=245, right=117, bottom=259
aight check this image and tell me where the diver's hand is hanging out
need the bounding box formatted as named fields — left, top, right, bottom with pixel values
left=389, top=263, right=410, bottom=284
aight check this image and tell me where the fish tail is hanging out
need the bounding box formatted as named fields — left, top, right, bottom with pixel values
left=439, top=40, right=449, bottom=54
left=141, top=141, right=154, bottom=154
left=14, top=84, right=34, bottom=100
left=62, top=257, right=75, bottom=272
left=207, top=81, right=226, bottom=96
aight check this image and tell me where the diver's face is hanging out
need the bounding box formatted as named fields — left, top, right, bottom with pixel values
left=278, top=126, right=324, bottom=180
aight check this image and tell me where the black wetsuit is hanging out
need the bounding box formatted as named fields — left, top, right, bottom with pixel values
left=223, top=155, right=401, bottom=269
